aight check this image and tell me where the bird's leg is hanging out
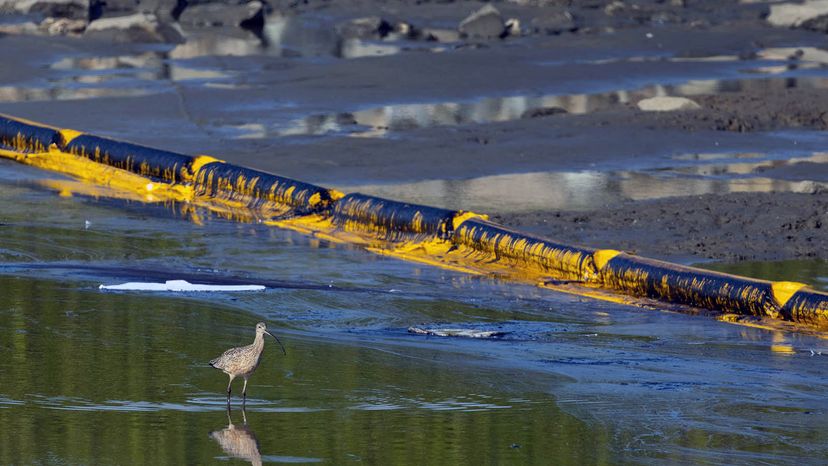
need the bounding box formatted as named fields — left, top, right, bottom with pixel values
left=242, top=378, right=249, bottom=405
left=226, top=374, right=235, bottom=404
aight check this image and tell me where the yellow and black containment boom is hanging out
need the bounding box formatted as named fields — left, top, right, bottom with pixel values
left=1, top=113, right=826, bottom=333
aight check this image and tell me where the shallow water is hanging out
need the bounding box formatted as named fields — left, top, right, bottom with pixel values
left=338, top=150, right=828, bottom=213
left=2, top=157, right=828, bottom=465
left=274, top=75, right=828, bottom=139
left=2, top=17, right=828, bottom=464
left=0, top=275, right=594, bottom=465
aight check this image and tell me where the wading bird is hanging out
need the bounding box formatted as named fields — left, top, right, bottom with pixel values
left=210, top=322, right=286, bottom=404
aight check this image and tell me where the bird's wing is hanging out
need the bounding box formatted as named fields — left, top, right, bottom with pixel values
left=210, top=345, right=247, bottom=368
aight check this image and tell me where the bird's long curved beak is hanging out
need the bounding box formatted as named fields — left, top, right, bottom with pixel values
left=265, top=331, right=287, bottom=355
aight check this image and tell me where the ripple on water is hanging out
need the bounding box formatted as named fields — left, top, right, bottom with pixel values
left=2, top=164, right=828, bottom=463
left=29, top=395, right=330, bottom=414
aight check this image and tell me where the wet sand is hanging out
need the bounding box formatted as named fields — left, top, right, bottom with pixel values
left=0, top=0, right=826, bottom=265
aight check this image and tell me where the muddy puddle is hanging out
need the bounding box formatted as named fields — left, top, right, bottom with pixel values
left=205, top=44, right=828, bottom=139
left=0, top=52, right=233, bottom=103
left=2, top=156, right=828, bottom=464
left=275, top=75, right=828, bottom=139
left=210, top=73, right=828, bottom=140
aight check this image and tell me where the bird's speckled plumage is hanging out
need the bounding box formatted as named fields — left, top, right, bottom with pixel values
left=210, top=322, right=285, bottom=403
left=210, top=334, right=265, bottom=377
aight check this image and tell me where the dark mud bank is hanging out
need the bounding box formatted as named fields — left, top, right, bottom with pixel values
left=494, top=191, right=828, bottom=263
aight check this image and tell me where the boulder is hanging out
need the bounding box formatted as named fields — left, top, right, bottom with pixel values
left=504, top=18, right=521, bottom=36
left=178, top=1, right=264, bottom=29
left=94, top=0, right=143, bottom=13
left=0, top=21, right=41, bottom=35
left=336, top=16, right=393, bottom=39
left=800, top=13, right=828, bottom=32
left=530, top=9, right=576, bottom=35
left=41, top=16, right=87, bottom=34
left=767, top=0, right=828, bottom=27
left=459, top=4, right=505, bottom=39
left=521, top=107, right=567, bottom=119
left=93, top=0, right=187, bottom=22
left=0, top=0, right=90, bottom=20
left=637, top=96, right=701, bottom=112
left=85, top=12, right=184, bottom=42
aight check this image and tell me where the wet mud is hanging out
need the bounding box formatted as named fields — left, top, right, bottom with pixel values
left=494, top=191, right=827, bottom=263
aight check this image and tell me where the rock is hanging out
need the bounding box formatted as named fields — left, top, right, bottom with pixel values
left=604, top=1, right=625, bottom=16
left=178, top=1, right=264, bottom=30
left=94, top=0, right=187, bottom=22
left=335, top=113, right=357, bottom=126
left=0, top=0, right=90, bottom=20
left=336, top=16, right=393, bottom=39
left=393, top=21, right=424, bottom=40
left=0, top=1, right=88, bottom=36
left=521, top=107, right=568, bottom=119
left=459, top=3, right=505, bottom=40
left=41, top=16, right=87, bottom=34
left=651, top=11, right=681, bottom=26
left=767, top=0, right=828, bottom=27
left=0, top=21, right=42, bottom=35
left=505, top=0, right=567, bottom=5
left=85, top=12, right=184, bottom=42
left=530, top=10, right=576, bottom=35
left=91, top=0, right=140, bottom=13
left=422, top=28, right=460, bottom=42
left=239, top=1, right=264, bottom=32
left=800, top=13, right=828, bottom=32
left=637, top=96, right=701, bottom=112
left=504, top=18, right=521, bottom=36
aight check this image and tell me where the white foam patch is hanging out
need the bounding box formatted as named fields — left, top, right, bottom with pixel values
left=407, top=327, right=508, bottom=338
left=99, top=280, right=265, bottom=292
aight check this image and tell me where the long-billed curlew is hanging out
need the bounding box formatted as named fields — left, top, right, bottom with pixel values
left=209, top=322, right=286, bottom=403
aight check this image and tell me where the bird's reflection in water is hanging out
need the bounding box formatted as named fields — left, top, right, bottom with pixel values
left=209, top=405, right=262, bottom=466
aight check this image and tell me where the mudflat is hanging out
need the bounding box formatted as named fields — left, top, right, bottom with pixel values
left=0, top=0, right=825, bottom=266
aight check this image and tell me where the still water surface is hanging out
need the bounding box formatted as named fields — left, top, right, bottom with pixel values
left=1, top=161, right=828, bottom=465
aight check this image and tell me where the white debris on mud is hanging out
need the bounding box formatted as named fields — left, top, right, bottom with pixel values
left=99, top=280, right=265, bottom=292
left=637, top=96, right=701, bottom=112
